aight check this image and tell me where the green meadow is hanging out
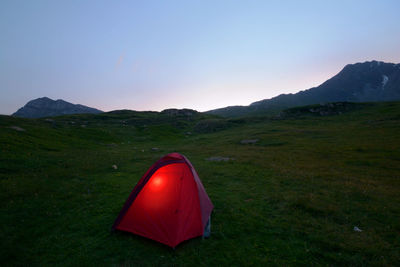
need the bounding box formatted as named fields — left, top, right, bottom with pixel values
left=1, top=102, right=399, bottom=266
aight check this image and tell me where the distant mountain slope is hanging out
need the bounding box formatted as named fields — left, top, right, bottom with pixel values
left=13, top=97, right=103, bottom=118
left=207, top=60, right=400, bottom=117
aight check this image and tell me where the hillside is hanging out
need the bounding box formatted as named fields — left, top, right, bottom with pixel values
left=12, top=97, right=103, bottom=118
left=1, top=102, right=399, bottom=265
left=208, top=61, right=400, bottom=117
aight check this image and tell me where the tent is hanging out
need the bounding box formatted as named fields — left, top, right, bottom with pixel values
left=112, top=153, right=214, bottom=247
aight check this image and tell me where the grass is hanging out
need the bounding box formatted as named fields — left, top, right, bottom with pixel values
left=1, top=102, right=399, bottom=266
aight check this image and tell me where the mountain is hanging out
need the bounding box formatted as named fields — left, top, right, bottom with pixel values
left=12, top=97, right=103, bottom=118
left=207, top=60, right=400, bottom=117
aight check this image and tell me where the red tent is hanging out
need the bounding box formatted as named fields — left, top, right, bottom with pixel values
left=112, top=153, right=213, bottom=247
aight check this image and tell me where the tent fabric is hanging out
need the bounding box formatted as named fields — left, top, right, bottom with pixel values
left=112, top=153, right=213, bottom=247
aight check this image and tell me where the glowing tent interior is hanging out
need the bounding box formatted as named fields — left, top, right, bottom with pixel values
left=112, top=153, right=214, bottom=248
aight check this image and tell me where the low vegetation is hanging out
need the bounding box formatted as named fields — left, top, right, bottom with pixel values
left=1, top=102, right=399, bottom=265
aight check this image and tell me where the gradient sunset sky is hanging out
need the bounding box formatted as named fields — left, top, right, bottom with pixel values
left=1, top=0, right=400, bottom=115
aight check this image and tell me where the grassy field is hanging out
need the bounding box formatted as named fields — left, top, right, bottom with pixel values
left=1, top=102, right=399, bottom=266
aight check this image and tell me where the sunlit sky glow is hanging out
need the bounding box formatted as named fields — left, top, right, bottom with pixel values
left=1, top=0, right=400, bottom=114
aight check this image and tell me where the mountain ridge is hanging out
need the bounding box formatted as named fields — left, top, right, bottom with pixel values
left=11, top=61, right=400, bottom=118
left=207, top=60, right=400, bottom=117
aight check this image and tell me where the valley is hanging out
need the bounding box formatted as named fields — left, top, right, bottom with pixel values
left=1, top=102, right=399, bottom=265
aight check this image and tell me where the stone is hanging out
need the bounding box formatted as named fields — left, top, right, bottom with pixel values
left=240, top=139, right=259, bottom=144
left=206, top=156, right=232, bottom=162
left=9, top=126, right=25, bottom=132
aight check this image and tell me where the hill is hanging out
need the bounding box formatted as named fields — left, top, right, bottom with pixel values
left=207, top=61, right=400, bottom=117
left=12, top=97, right=103, bottom=118
left=1, top=102, right=399, bottom=265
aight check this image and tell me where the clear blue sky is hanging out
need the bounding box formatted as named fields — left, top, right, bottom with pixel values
left=1, top=0, right=399, bottom=114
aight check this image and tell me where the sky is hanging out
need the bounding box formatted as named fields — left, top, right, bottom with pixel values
left=1, top=0, right=400, bottom=115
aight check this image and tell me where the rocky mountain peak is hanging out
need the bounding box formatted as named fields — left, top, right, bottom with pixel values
left=13, top=97, right=103, bottom=118
left=207, top=60, right=400, bottom=117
